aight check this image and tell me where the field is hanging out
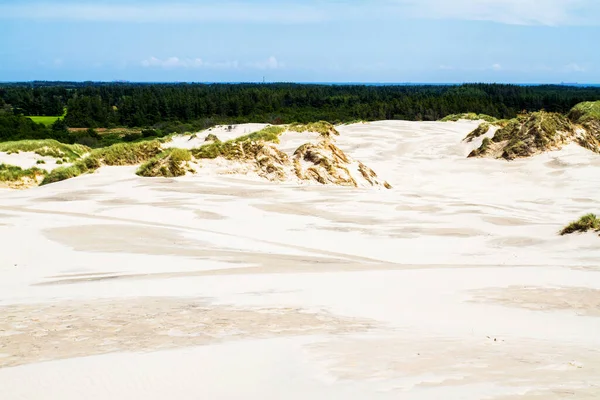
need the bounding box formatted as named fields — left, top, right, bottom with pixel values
left=26, top=115, right=61, bottom=126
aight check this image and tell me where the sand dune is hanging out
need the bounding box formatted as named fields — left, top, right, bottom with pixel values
left=1, top=120, right=600, bottom=399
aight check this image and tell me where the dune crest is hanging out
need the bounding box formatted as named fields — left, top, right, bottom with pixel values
left=469, top=103, right=600, bottom=160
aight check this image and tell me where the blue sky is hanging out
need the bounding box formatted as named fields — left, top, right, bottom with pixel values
left=0, top=0, right=599, bottom=83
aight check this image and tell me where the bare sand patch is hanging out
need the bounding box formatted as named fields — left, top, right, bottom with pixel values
left=194, top=210, right=226, bottom=220
left=308, top=335, right=600, bottom=397
left=470, top=286, right=600, bottom=317
left=0, top=297, right=372, bottom=368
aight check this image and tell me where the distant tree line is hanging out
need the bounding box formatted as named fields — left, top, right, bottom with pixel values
left=1, top=82, right=600, bottom=131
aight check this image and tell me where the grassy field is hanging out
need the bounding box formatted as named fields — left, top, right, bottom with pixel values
left=27, top=108, right=67, bottom=126
left=27, top=115, right=61, bottom=126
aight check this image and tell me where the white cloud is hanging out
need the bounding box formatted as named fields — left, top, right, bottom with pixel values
left=565, top=63, right=587, bottom=72
left=247, top=56, right=283, bottom=70
left=142, top=56, right=282, bottom=70
left=491, top=63, right=502, bottom=71
left=141, top=56, right=240, bottom=69
left=390, top=0, right=597, bottom=26
left=438, top=65, right=453, bottom=70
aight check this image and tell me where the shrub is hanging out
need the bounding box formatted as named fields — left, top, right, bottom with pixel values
left=560, top=214, right=600, bottom=235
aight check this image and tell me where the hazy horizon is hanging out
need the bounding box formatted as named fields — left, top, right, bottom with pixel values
left=1, top=0, right=600, bottom=83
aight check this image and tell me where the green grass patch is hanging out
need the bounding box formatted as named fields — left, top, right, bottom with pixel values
left=464, top=123, right=490, bottom=142
left=136, top=148, right=192, bottom=177
left=568, top=101, right=600, bottom=124
left=0, top=164, right=44, bottom=182
left=288, top=121, right=339, bottom=136
left=441, top=113, right=497, bottom=123
left=0, top=140, right=89, bottom=161
left=27, top=115, right=61, bottom=126
left=41, top=140, right=163, bottom=185
left=560, top=213, right=600, bottom=235
left=192, top=126, right=284, bottom=160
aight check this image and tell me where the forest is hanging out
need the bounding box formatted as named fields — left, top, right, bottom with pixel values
left=1, top=82, right=600, bottom=143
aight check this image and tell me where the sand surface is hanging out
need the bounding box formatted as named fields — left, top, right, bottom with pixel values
left=1, top=120, right=600, bottom=399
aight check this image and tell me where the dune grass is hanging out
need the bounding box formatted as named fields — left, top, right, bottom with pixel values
left=0, top=164, right=44, bottom=182
left=560, top=214, right=600, bottom=236
left=568, top=101, right=600, bottom=124
left=41, top=140, right=163, bottom=185
left=288, top=121, right=339, bottom=136
left=136, top=148, right=192, bottom=177
left=0, top=140, right=89, bottom=161
left=464, top=123, right=491, bottom=142
left=193, top=126, right=284, bottom=160
left=441, top=113, right=497, bottom=123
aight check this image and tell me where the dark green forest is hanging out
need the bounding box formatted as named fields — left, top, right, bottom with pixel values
left=2, top=82, right=600, bottom=143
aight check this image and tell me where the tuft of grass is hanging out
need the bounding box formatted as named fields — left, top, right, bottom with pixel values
left=0, top=164, right=45, bottom=182
left=464, top=123, right=490, bottom=142
left=41, top=140, right=163, bottom=185
left=136, top=148, right=192, bottom=178
left=560, top=213, right=600, bottom=236
left=288, top=121, right=339, bottom=136
left=205, top=133, right=221, bottom=142
left=0, top=140, right=89, bottom=161
left=233, top=126, right=285, bottom=143
left=36, top=159, right=46, bottom=164
left=441, top=113, right=497, bottom=123
left=468, top=137, right=492, bottom=157
left=193, top=126, right=284, bottom=160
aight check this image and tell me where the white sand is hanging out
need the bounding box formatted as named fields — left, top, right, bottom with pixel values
left=164, top=123, right=270, bottom=149
left=0, top=151, right=68, bottom=172
left=1, top=120, right=600, bottom=399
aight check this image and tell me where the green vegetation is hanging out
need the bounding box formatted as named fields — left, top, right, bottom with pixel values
left=41, top=140, right=162, bottom=185
left=136, top=148, right=192, bottom=177
left=288, top=121, right=339, bottom=136
left=4, top=82, right=600, bottom=129
left=0, top=164, right=44, bottom=182
left=464, top=123, right=490, bottom=142
left=568, top=101, right=600, bottom=124
left=468, top=137, right=492, bottom=158
left=441, top=113, right=497, bottom=123
left=27, top=115, right=61, bottom=126
left=560, top=214, right=600, bottom=236
left=0, top=139, right=89, bottom=161
left=192, top=126, right=284, bottom=160
left=469, top=111, right=576, bottom=160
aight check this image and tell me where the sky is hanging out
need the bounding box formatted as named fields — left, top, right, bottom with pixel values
left=0, top=0, right=599, bottom=83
